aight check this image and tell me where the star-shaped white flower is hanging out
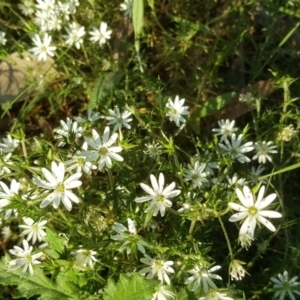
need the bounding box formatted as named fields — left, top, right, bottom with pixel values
left=0, top=179, right=20, bottom=219
left=218, top=133, right=254, bottom=163
left=185, top=264, right=222, bottom=293
left=72, top=249, right=97, bottom=269
left=135, top=173, right=181, bottom=217
left=83, top=127, right=123, bottom=170
left=105, top=106, right=133, bottom=133
left=19, top=217, right=47, bottom=244
left=228, top=185, right=282, bottom=237
left=139, top=255, right=174, bottom=285
left=212, top=119, right=238, bottom=142
left=34, top=161, right=82, bottom=211
left=89, top=22, right=112, bottom=46
left=30, top=33, right=56, bottom=62
left=8, top=240, right=43, bottom=277
left=166, top=95, right=189, bottom=127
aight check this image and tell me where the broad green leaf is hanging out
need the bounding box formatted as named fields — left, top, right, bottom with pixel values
left=0, top=256, right=79, bottom=300
left=89, top=72, right=125, bottom=109
left=44, top=227, right=65, bottom=259
left=196, top=92, right=236, bottom=117
left=103, top=273, right=156, bottom=300
left=132, top=0, right=144, bottom=36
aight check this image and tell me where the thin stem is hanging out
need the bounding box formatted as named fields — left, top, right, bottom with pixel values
left=218, top=215, right=234, bottom=260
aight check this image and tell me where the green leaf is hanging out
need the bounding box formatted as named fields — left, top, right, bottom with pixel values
left=89, top=72, right=125, bottom=109
left=103, top=273, right=156, bottom=300
left=132, top=0, right=144, bottom=36
left=44, top=227, right=65, bottom=259
left=0, top=257, right=79, bottom=300
left=196, top=92, right=236, bottom=117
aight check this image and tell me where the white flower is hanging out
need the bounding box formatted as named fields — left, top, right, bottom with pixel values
left=19, top=217, right=47, bottom=244
left=271, top=271, right=300, bottom=300
left=8, top=239, right=43, bottom=277
left=226, top=173, right=247, bottom=187
left=18, top=0, right=35, bottom=16
left=63, top=22, right=85, bottom=49
left=83, top=127, right=123, bottom=170
left=0, top=152, right=13, bottom=175
left=139, top=255, right=174, bottom=285
left=54, top=117, right=85, bottom=147
left=64, top=142, right=97, bottom=175
left=72, top=249, right=97, bottom=269
left=249, top=165, right=265, bottom=185
left=120, top=0, right=133, bottom=18
left=0, top=134, right=20, bottom=153
left=111, top=218, right=148, bottom=254
left=135, top=173, right=181, bottom=217
left=36, top=0, right=55, bottom=13
left=30, top=33, right=56, bottom=62
left=218, top=134, right=254, bottom=163
left=0, top=179, right=20, bottom=219
left=238, top=233, right=254, bottom=250
left=185, top=264, right=222, bottom=293
left=1, top=226, right=13, bottom=241
left=34, top=161, right=82, bottom=211
left=239, top=92, right=256, bottom=105
left=152, top=285, right=175, bottom=300
left=252, top=141, right=277, bottom=164
left=166, top=95, right=189, bottom=127
left=89, top=22, right=112, bottom=46
left=74, top=108, right=101, bottom=124
left=0, top=31, right=7, bottom=45
left=212, top=119, right=238, bottom=142
left=144, top=143, right=163, bottom=158
left=106, top=106, right=133, bottom=133
left=199, top=289, right=233, bottom=300
left=229, top=260, right=247, bottom=281
left=184, top=161, right=208, bottom=188
left=228, top=185, right=282, bottom=237
left=277, top=125, right=297, bottom=142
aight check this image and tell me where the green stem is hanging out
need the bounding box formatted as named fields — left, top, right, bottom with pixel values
left=218, top=215, right=234, bottom=260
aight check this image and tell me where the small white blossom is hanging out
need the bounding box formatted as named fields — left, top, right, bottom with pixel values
left=19, top=217, right=47, bottom=244
left=144, top=143, right=163, bottom=158
left=72, top=249, right=97, bottom=269
left=83, top=127, right=123, bottom=170
left=0, top=134, right=20, bottom=153
left=139, top=255, right=174, bottom=285
left=152, top=285, right=175, bottom=300
left=120, top=0, right=133, bottom=18
left=184, top=161, right=208, bottom=188
left=0, top=31, right=7, bottom=45
left=18, top=0, right=35, bottom=15
left=271, top=271, right=300, bottom=300
left=64, top=142, right=97, bottom=175
left=135, top=173, right=181, bottom=217
left=34, top=161, right=82, bottom=211
left=106, top=107, right=133, bottom=132
left=212, top=119, right=238, bottom=142
left=277, top=125, right=297, bottom=142
left=89, top=22, right=112, bottom=46
left=74, top=108, right=101, bottom=124
left=218, top=134, right=254, bottom=163
left=229, top=260, right=247, bottom=281
left=199, top=289, right=233, bottom=300
left=111, top=218, right=148, bottom=254
left=249, top=165, right=265, bottom=185
left=54, top=117, right=85, bottom=147
left=8, top=240, right=43, bottom=276
left=1, top=226, right=13, bottom=241
left=30, top=33, right=56, bottom=62
left=252, top=141, right=277, bottom=164
left=226, top=173, right=247, bottom=187
left=0, top=153, right=13, bottom=175
left=166, top=95, right=189, bottom=127
left=228, top=185, right=282, bottom=237
left=0, top=179, right=20, bottom=219
left=185, top=264, right=222, bottom=293
left=63, top=22, right=85, bottom=49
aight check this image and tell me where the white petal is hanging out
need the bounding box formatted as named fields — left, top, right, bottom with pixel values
left=256, top=193, right=277, bottom=210
left=258, top=210, right=282, bottom=218
left=256, top=214, right=276, bottom=232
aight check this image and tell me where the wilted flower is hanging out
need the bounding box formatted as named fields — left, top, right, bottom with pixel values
left=229, top=260, right=247, bottom=281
